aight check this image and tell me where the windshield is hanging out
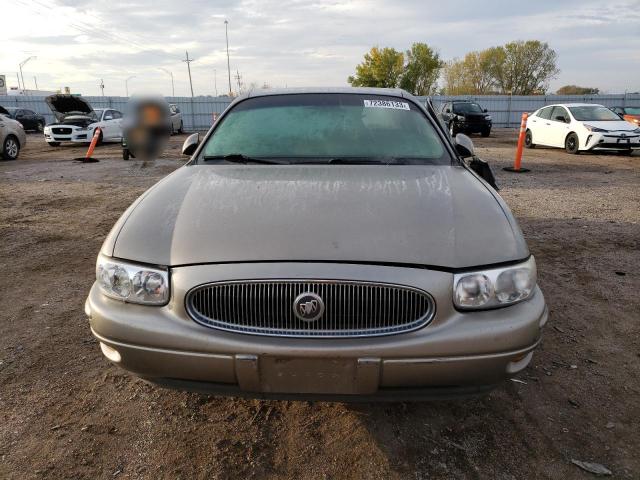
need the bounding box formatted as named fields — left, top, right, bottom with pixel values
left=569, top=106, right=621, bottom=121
left=93, top=109, right=103, bottom=119
left=453, top=102, right=483, bottom=114
left=623, top=107, right=640, bottom=115
left=198, top=94, right=449, bottom=164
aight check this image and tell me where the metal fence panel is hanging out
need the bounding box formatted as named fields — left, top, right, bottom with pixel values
left=2, top=93, right=639, bottom=130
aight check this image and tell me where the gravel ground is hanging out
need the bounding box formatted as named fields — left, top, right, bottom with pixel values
left=0, top=130, right=638, bottom=479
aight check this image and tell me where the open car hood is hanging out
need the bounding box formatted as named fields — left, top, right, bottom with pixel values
left=45, top=94, right=94, bottom=122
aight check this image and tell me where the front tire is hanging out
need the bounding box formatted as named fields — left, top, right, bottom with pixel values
left=481, top=127, right=491, bottom=137
left=2, top=135, right=20, bottom=160
left=178, top=121, right=184, bottom=134
left=122, top=149, right=130, bottom=160
left=525, top=129, right=535, bottom=148
left=565, top=133, right=580, bottom=154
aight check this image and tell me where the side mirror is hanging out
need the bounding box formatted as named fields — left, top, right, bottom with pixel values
left=454, top=133, right=475, bottom=158
left=182, top=132, right=199, bottom=156
left=445, top=108, right=451, bottom=113
left=483, top=108, right=488, bottom=113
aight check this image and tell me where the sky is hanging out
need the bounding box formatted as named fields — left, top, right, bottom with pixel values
left=1, top=0, right=639, bottom=97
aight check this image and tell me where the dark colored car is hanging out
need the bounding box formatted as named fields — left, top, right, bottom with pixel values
left=440, top=101, right=492, bottom=137
left=0, top=107, right=46, bottom=132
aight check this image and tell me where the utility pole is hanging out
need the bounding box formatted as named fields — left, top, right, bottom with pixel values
left=16, top=73, right=21, bottom=92
left=183, top=51, right=195, bottom=97
left=224, top=20, right=232, bottom=96
left=33, top=76, right=39, bottom=90
left=99, top=79, right=105, bottom=96
left=214, top=69, right=218, bottom=97
left=19, top=56, right=36, bottom=95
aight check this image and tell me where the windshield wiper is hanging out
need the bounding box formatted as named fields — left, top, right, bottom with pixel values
left=202, top=154, right=285, bottom=165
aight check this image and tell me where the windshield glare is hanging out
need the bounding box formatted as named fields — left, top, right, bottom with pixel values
left=453, top=103, right=483, bottom=114
left=199, top=94, right=449, bottom=164
left=569, top=106, right=621, bottom=121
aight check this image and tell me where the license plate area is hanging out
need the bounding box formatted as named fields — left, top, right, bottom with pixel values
left=260, top=357, right=358, bottom=394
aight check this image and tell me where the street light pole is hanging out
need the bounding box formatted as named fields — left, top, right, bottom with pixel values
left=225, top=20, right=232, bottom=96
left=125, top=75, right=136, bottom=97
left=214, top=69, right=218, bottom=97
left=19, top=56, right=36, bottom=95
left=159, top=68, right=175, bottom=97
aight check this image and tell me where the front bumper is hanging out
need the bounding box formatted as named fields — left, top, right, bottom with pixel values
left=455, top=121, right=491, bottom=133
left=44, top=127, right=93, bottom=143
left=585, top=132, right=640, bottom=151
left=86, top=262, right=547, bottom=399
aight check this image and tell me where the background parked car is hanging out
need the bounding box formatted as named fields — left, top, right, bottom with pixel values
left=169, top=103, right=183, bottom=134
left=440, top=100, right=492, bottom=137
left=0, top=105, right=27, bottom=160
left=525, top=103, right=640, bottom=154
left=610, top=106, right=640, bottom=127
left=0, top=107, right=46, bottom=132
left=43, top=94, right=123, bottom=146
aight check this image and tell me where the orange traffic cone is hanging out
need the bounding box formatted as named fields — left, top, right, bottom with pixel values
left=74, top=127, right=101, bottom=163
left=504, top=113, right=531, bottom=173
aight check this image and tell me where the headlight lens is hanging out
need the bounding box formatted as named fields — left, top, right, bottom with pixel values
left=584, top=124, right=608, bottom=133
left=485, top=115, right=492, bottom=121
left=454, top=257, right=537, bottom=310
left=96, top=254, right=169, bottom=305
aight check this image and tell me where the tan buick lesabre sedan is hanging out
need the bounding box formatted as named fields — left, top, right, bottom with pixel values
left=86, top=88, right=548, bottom=400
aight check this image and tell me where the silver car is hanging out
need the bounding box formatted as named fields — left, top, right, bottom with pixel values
left=0, top=105, right=27, bottom=160
left=86, top=88, right=547, bottom=400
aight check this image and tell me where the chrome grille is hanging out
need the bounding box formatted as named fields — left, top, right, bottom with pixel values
left=186, top=280, right=435, bottom=337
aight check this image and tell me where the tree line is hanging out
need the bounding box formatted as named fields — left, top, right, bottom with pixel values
left=348, top=40, right=597, bottom=96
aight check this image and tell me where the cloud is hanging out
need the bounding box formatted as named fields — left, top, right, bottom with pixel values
left=2, top=0, right=639, bottom=95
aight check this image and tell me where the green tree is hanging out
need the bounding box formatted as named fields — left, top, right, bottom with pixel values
left=556, top=85, right=599, bottom=95
left=348, top=47, right=404, bottom=88
left=443, top=48, right=504, bottom=95
left=494, top=40, right=560, bottom=95
left=399, top=43, right=443, bottom=96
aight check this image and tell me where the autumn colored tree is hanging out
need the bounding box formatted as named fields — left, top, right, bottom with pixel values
left=556, top=85, right=599, bottom=95
left=399, top=43, right=443, bottom=96
left=495, top=40, right=559, bottom=95
left=347, top=47, right=404, bottom=88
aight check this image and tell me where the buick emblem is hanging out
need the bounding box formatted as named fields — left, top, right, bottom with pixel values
left=293, top=292, right=325, bottom=322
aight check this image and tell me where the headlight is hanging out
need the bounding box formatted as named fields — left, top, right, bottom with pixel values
left=485, top=115, right=492, bottom=121
left=454, top=257, right=536, bottom=310
left=456, top=115, right=465, bottom=122
left=96, top=254, right=169, bottom=305
left=584, top=124, right=608, bottom=133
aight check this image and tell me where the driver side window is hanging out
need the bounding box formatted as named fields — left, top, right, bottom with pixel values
left=103, top=110, right=114, bottom=120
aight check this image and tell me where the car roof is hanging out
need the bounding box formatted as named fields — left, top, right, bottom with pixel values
left=239, top=87, right=413, bottom=100
left=541, top=103, right=605, bottom=108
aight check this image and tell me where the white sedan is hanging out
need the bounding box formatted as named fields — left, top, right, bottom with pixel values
left=525, top=103, right=640, bottom=154
left=43, top=94, right=124, bottom=146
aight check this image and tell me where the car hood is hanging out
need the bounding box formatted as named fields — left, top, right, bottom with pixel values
left=581, top=120, right=638, bottom=132
left=45, top=94, right=94, bottom=122
left=106, top=165, right=528, bottom=269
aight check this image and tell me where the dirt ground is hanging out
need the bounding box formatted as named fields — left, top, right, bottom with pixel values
left=1, top=130, right=638, bottom=479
